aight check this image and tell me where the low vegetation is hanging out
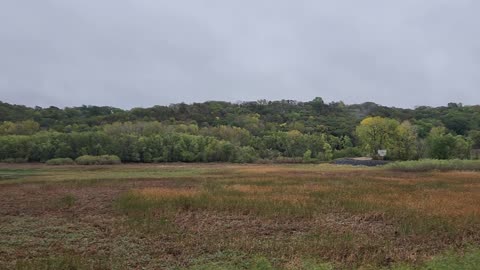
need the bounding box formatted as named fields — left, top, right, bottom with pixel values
left=1, top=163, right=478, bottom=269
left=12, top=249, right=480, bottom=270
left=74, top=155, right=121, bottom=165
left=45, top=157, right=75, bottom=166
left=385, top=159, right=480, bottom=172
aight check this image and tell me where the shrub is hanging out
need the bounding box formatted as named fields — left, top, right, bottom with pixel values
left=333, top=147, right=363, bottom=159
left=46, top=158, right=74, bottom=166
left=384, top=159, right=480, bottom=172
left=75, top=155, right=121, bottom=165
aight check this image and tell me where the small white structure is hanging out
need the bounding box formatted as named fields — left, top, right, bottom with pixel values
left=377, top=149, right=387, bottom=157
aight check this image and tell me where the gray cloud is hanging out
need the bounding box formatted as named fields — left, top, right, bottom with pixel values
left=1, top=0, right=479, bottom=108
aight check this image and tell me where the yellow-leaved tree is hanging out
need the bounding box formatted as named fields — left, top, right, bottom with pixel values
left=356, top=116, right=400, bottom=158
left=392, top=121, right=418, bottom=160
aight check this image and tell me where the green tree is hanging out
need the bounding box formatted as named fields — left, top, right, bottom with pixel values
left=302, top=149, right=312, bottom=163
left=469, top=130, right=480, bottom=149
left=426, top=127, right=471, bottom=159
left=323, top=143, right=333, bottom=161
left=0, top=120, right=40, bottom=135
left=391, top=121, right=418, bottom=160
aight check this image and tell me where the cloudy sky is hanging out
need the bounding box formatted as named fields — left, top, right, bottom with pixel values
left=1, top=0, right=479, bottom=109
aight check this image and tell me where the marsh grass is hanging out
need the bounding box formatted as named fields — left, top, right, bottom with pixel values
left=186, top=251, right=334, bottom=270
left=0, top=165, right=217, bottom=185
left=114, top=191, right=178, bottom=233
left=116, top=168, right=480, bottom=238
left=14, top=255, right=107, bottom=270
left=186, top=252, right=273, bottom=270
left=391, top=248, right=480, bottom=270
left=11, top=249, right=480, bottom=270
left=385, top=159, right=480, bottom=172
left=421, top=248, right=480, bottom=270
left=2, top=163, right=480, bottom=269
left=56, top=194, right=76, bottom=209
left=117, top=182, right=319, bottom=220
left=0, top=168, right=38, bottom=181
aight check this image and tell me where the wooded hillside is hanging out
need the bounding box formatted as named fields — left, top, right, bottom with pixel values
left=1, top=98, right=479, bottom=163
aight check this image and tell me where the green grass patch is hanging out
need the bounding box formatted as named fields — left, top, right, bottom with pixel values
left=392, top=248, right=480, bottom=270
left=385, top=159, right=480, bottom=172
left=422, top=248, right=480, bottom=270
left=185, top=251, right=334, bottom=270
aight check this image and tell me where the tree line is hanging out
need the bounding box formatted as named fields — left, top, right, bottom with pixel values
left=0, top=98, right=479, bottom=163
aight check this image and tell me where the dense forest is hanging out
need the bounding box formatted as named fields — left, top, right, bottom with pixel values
left=1, top=98, right=480, bottom=163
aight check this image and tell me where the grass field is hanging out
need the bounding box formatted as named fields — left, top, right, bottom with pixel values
left=0, top=163, right=479, bottom=269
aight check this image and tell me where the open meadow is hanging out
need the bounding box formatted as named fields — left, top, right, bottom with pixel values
left=0, top=163, right=479, bottom=269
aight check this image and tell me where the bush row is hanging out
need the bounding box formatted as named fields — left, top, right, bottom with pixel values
left=45, top=158, right=75, bottom=165
left=45, top=155, right=121, bottom=166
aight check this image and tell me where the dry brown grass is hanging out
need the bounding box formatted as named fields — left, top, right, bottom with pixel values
left=362, top=189, right=480, bottom=218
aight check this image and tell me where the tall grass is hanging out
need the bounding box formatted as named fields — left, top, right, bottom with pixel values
left=116, top=182, right=316, bottom=220
left=384, top=159, right=480, bottom=172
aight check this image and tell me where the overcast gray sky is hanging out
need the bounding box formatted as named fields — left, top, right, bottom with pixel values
left=1, top=0, right=479, bottom=109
